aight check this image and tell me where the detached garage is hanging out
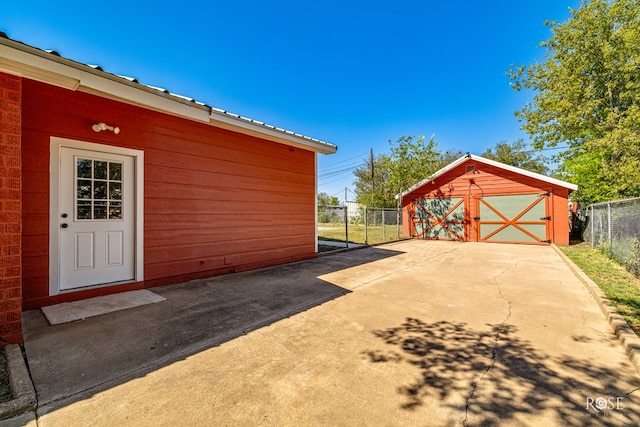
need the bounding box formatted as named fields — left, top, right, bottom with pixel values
left=0, top=34, right=336, bottom=343
left=400, top=154, right=578, bottom=245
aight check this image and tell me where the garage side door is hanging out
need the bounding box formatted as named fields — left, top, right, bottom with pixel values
left=478, top=193, right=548, bottom=244
left=412, top=198, right=465, bottom=241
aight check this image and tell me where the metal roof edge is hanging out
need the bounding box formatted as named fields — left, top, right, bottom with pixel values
left=210, top=109, right=337, bottom=154
left=0, top=35, right=211, bottom=114
left=397, top=155, right=470, bottom=199
left=467, top=154, right=578, bottom=191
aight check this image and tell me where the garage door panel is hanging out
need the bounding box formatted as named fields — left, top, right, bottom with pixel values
left=479, top=223, right=502, bottom=236
left=519, top=200, right=546, bottom=221
left=519, top=224, right=547, bottom=236
left=487, top=226, right=539, bottom=243
left=479, top=207, right=503, bottom=222
left=412, top=197, right=465, bottom=241
left=478, top=194, right=548, bottom=244
left=419, top=223, right=463, bottom=240
left=482, top=194, right=540, bottom=220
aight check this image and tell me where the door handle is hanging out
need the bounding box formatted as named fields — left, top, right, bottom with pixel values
left=61, top=223, right=68, bottom=229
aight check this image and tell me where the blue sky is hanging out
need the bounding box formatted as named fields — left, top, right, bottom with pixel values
left=4, top=1, right=580, bottom=200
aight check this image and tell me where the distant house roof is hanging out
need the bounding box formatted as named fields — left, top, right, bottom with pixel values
left=0, top=32, right=337, bottom=155
left=400, top=154, right=578, bottom=198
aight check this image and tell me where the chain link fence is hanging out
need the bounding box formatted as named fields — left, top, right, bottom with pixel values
left=583, top=197, right=640, bottom=276
left=317, top=203, right=409, bottom=249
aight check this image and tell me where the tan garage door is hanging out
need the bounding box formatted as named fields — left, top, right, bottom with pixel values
left=477, top=193, right=549, bottom=244
left=412, top=197, right=465, bottom=241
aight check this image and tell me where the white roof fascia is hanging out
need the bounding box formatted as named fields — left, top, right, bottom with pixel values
left=399, top=154, right=578, bottom=199
left=398, top=156, right=470, bottom=198
left=0, top=40, right=212, bottom=122
left=468, top=154, right=578, bottom=190
left=209, top=109, right=337, bottom=154
left=0, top=37, right=337, bottom=154
left=0, top=43, right=81, bottom=90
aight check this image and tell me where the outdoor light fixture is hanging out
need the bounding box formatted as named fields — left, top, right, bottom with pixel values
left=92, top=122, right=120, bottom=134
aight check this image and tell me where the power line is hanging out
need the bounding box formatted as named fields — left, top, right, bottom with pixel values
left=515, top=145, right=570, bottom=154
left=318, top=163, right=365, bottom=178
left=319, top=145, right=568, bottom=187
left=319, top=174, right=355, bottom=186
left=318, top=162, right=364, bottom=176
left=318, top=158, right=366, bottom=174
left=322, top=152, right=368, bottom=166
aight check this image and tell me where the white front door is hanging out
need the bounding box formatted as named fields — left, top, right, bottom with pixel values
left=58, top=147, right=136, bottom=290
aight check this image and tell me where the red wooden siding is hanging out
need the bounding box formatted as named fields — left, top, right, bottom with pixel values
left=21, top=79, right=317, bottom=309
left=401, top=159, right=571, bottom=245
left=0, top=73, right=23, bottom=343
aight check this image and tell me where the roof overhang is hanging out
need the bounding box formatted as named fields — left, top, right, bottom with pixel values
left=398, top=154, right=578, bottom=198
left=0, top=35, right=337, bottom=155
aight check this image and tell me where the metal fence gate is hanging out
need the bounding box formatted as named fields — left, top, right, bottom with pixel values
left=317, top=203, right=408, bottom=248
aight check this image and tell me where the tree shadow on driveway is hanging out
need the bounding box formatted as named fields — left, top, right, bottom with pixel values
left=364, top=317, right=640, bottom=426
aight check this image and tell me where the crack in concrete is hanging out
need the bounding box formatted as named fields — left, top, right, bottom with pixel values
left=463, top=269, right=513, bottom=427
left=626, top=386, right=640, bottom=395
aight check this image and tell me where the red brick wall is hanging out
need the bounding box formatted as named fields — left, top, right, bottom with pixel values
left=0, top=72, right=22, bottom=344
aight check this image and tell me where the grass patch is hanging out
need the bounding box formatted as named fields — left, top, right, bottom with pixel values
left=560, top=243, right=640, bottom=335
left=318, top=223, right=409, bottom=245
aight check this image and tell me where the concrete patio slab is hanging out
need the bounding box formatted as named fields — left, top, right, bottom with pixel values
left=23, top=241, right=640, bottom=426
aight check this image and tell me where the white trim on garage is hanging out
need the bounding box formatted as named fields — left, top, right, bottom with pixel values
left=399, top=154, right=578, bottom=198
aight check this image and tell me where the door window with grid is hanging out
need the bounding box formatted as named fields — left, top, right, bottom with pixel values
left=76, top=157, right=123, bottom=221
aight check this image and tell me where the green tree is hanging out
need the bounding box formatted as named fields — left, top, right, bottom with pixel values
left=437, top=148, right=466, bottom=169
left=388, top=135, right=442, bottom=197
left=352, top=153, right=395, bottom=207
left=481, top=139, right=549, bottom=175
left=317, top=192, right=340, bottom=206
left=352, top=135, right=444, bottom=208
left=509, top=0, right=640, bottom=204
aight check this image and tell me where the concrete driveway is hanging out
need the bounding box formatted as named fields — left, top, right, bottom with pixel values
left=21, top=240, right=640, bottom=426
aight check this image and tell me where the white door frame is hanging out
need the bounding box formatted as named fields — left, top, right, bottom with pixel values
left=49, top=137, right=144, bottom=295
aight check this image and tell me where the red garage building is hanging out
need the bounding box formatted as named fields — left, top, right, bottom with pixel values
left=0, top=34, right=336, bottom=343
left=400, top=154, right=578, bottom=246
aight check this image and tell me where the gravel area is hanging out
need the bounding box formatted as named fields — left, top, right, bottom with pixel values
left=0, top=347, right=11, bottom=403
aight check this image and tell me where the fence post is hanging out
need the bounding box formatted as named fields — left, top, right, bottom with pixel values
left=344, top=205, right=349, bottom=249
left=591, top=205, right=594, bottom=247
left=607, top=202, right=612, bottom=250
left=382, top=209, right=386, bottom=242
left=364, top=206, right=368, bottom=245
left=396, top=208, right=400, bottom=240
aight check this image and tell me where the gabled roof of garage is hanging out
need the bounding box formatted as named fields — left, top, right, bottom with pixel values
left=0, top=32, right=337, bottom=155
left=400, top=153, right=578, bottom=197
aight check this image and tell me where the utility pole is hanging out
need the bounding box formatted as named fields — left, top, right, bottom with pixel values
left=344, top=187, right=349, bottom=248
